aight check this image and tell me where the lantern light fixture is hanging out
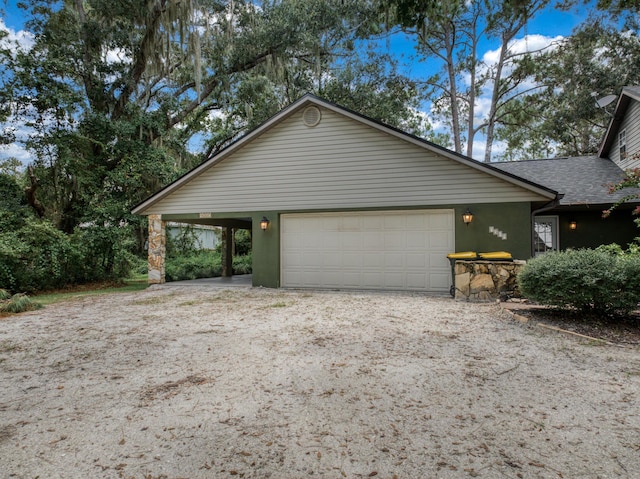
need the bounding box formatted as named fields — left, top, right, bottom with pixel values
left=569, top=220, right=577, bottom=231
left=462, top=208, right=474, bottom=226
left=260, top=216, right=270, bottom=231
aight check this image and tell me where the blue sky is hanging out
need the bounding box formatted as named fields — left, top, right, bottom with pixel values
left=0, top=1, right=599, bottom=164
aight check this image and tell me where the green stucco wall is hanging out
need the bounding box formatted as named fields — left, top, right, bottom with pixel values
left=558, top=209, right=638, bottom=250
left=162, top=203, right=535, bottom=289
left=454, top=202, right=532, bottom=260
left=251, top=212, right=281, bottom=288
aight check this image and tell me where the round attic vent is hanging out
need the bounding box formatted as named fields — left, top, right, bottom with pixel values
left=302, top=106, right=321, bottom=127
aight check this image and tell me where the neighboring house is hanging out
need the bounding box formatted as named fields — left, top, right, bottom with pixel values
left=493, top=86, right=640, bottom=255
left=167, top=222, right=219, bottom=250
left=133, top=94, right=559, bottom=292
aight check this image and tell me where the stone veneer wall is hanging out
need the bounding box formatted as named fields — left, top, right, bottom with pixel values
left=454, top=260, right=526, bottom=301
left=148, top=214, right=166, bottom=284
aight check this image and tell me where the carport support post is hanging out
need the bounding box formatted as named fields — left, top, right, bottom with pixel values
left=148, top=214, right=166, bottom=284
left=221, top=226, right=233, bottom=277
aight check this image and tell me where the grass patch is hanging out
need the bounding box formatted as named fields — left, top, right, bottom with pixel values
left=33, top=276, right=149, bottom=306
left=268, top=302, right=289, bottom=308
left=0, top=292, right=43, bottom=314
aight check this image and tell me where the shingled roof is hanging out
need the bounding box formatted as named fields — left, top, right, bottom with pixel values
left=492, top=156, right=638, bottom=206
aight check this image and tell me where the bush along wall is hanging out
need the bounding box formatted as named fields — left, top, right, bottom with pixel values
left=518, top=248, right=640, bottom=317
left=0, top=217, right=135, bottom=294
left=165, top=251, right=252, bottom=282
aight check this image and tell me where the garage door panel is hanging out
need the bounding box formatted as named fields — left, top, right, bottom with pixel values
left=384, top=253, right=404, bottom=268
left=363, top=253, right=383, bottom=268
left=406, top=253, right=426, bottom=268
left=343, top=272, right=363, bottom=287
left=281, top=210, right=454, bottom=292
left=343, top=253, right=362, bottom=267
left=384, top=272, right=404, bottom=288
left=406, top=231, right=426, bottom=249
left=322, top=253, right=341, bottom=267
left=407, top=273, right=427, bottom=289
left=429, top=212, right=453, bottom=229
left=406, top=214, right=427, bottom=229
left=429, top=231, right=452, bottom=249
left=362, top=216, right=384, bottom=229
left=429, top=252, right=450, bottom=268
left=430, top=273, right=450, bottom=289
left=342, top=232, right=362, bottom=250
left=384, top=231, right=405, bottom=249
left=363, top=232, right=384, bottom=249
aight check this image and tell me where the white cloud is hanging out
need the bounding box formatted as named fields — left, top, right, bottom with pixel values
left=0, top=142, right=31, bottom=163
left=470, top=138, right=508, bottom=163
left=482, top=34, right=564, bottom=66
left=0, top=18, right=34, bottom=52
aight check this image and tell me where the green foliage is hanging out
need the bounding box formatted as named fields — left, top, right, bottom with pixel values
left=518, top=249, right=640, bottom=316
left=165, top=251, right=252, bottom=282
left=232, top=254, right=253, bottom=275
left=0, top=293, right=43, bottom=314
left=498, top=23, right=640, bottom=160
left=0, top=217, right=78, bottom=292
left=603, top=165, right=640, bottom=226
left=0, top=289, right=10, bottom=300
left=0, top=217, right=134, bottom=293
left=595, top=242, right=640, bottom=256
left=234, top=229, right=252, bottom=257
left=0, top=173, right=30, bottom=230
left=70, top=224, right=136, bottom=283
left=166, top=224, right=202, bottom=256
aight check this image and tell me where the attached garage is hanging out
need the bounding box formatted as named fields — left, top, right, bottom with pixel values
left=281, top=210, right=454, bottom=291
left=132, top=94, right=558, bottom=292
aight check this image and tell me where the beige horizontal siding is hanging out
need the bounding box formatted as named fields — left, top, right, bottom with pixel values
left=614, top=100, right=640, bottom=170
left=144, top=107, right=548, bottom=215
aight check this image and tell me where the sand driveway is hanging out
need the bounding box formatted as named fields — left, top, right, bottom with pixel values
left=1, top=286, right=639, bottom=478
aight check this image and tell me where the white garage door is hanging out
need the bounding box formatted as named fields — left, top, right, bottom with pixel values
left=281, top=210, right=454, bottom=292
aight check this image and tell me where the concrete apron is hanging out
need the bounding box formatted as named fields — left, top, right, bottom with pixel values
left=159, top=274, right=253, bottom=288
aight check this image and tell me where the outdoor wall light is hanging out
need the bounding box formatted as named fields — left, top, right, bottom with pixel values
left=569, top=220, right=577, bottom=230
left=462, top=208, right=474, bottom=226
left=260, top=216, right=270, bottom=231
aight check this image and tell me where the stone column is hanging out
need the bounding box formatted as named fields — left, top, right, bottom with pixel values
left=148, top=214, right=166, bottom=284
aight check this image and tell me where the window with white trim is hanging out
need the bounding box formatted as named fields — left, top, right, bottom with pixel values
left=534, top=216, right=558, bottom=256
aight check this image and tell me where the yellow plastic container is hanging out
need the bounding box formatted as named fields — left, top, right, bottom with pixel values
left=478, top=251, right=512, bottom=260
left=446, top=251, right=478, bottom=259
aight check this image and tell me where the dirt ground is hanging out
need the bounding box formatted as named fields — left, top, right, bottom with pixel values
left=1, top=286, right=639, bottom=479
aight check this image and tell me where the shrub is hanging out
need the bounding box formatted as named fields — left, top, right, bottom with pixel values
left=233, top=252, right=252, bottom=274
left=165, top=251, right=252, bottom=282
left=166, top=251, right=222, bottom=281
left=0, top=292, right=43, bottom=314
left=234, top=229, right=252, bottom=256
left=0, top=217, right=135, bottom=294
left=0, top=217, right=82, bottom=293
left=518, top=248, right=640, bottom=316
left=70, top=224, right=136, bottom=283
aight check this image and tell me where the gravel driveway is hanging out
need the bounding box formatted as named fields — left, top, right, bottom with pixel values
left=1, top=286, right=639, bottom=478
